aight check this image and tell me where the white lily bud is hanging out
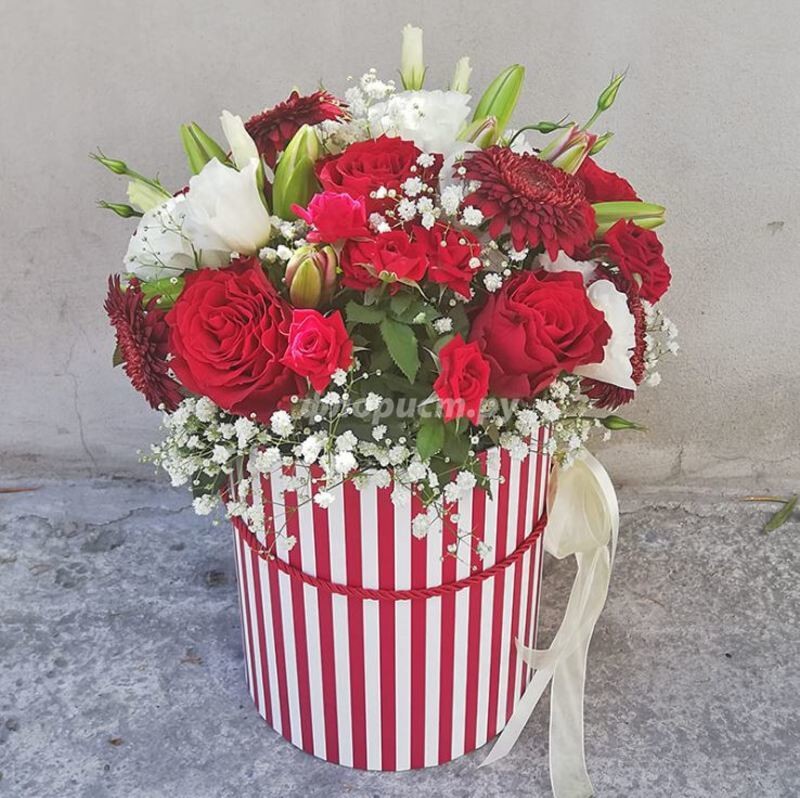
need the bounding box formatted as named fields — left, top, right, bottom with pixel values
left=220, top=110, right=260, bottom=170
left=451, top=56, right=472, bottom=93
left=400, top=24, right=425, bottom=90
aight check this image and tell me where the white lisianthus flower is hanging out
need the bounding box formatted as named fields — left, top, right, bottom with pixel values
left=220, top=110, right=260, bottom=170
left=183, top=158, right=272, bottom=256
left=538, top=252, right=598, bottom=283
left=575, top=280, right=636, bottom=390
left=123, top=195, right=223, bottom=280
left=368, top=90, right=471, bottom=156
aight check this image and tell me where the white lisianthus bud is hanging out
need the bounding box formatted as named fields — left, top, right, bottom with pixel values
left=220, top=110, right=260, bottom=170
left=400, top=25, right=425, bottom=90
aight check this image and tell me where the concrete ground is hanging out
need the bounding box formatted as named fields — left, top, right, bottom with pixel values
left=0, top=479, right=798, bottom=798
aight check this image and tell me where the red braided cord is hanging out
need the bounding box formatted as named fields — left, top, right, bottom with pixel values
left=231, top=513, right=547, bottom=602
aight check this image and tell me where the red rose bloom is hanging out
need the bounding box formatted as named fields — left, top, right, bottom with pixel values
left=603, top=220, right=671, bottom=303
left=282, top=310, right=353, bottom=393
left=463, top=147, right=596, bottom=260
left=340, top=230, right=428, bottom=293
left=434, top=335, right=491, bottom=423
left=105, top=276, right=182, bottom=411
left=245, top=90, right=346, bottom=168
left=291, top=191, right=370, bottom=243
left=415, top=223, right=481, bottom=298
left=316, top=135, right=438, bottom=214
left=166, top=257, right=305, bottom=421
left=469, top=270, right=611, bottom=398
left=576, top=157, right=639, bottom=203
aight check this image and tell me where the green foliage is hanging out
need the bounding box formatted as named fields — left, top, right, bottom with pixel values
left=416, top=417, right=446, bottom=460
left=379, top=317, right=420, bottom=383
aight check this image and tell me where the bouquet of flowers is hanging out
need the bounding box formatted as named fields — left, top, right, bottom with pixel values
left=96, top=24, right=677, bottom=786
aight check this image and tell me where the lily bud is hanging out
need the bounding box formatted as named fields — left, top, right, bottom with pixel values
left=98, top=200, right=141, bottom=219
left=451, top=56, right=472, bottom=93
left=180, top=122, right=229, bottom=175
left=400, top=24, right=425, bottom=90
left=593, top=201, right=666, bottom=235
left=472, top=65, right=525, bottom=138
left=127, top=178, right=171, bottom=213
left=599, top=414, right=647, bottom=431
left=458, top=115, right=499, bottom=149
left=540, top=124, right=598, bottom=173
left=272, top=125, right=321, bottom=220
left=285, top=245, right=338, bottom=308
left=220, top=110, right=259, bottom=170
left=589, top=131, right=614, bottom=155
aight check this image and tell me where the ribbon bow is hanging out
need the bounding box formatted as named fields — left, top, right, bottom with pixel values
left=481, top=450, right=619, bottom=798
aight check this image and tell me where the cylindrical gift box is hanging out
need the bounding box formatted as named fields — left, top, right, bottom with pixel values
left=230, top=427, right=551, bottom=770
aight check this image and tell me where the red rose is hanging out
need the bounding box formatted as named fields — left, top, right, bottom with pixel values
left=291, top=191, right=370, bottom=243
left=415, top=223, right=481, bottom=298
left=166, top=257, right=305, bottom=421
left=469, top=270, right=611, bottom=398
left=576, top=157, right=639, bottom=203
left=282, top=310, right=353, bottom=392
left=316, top=135, right=436, bottom=214
left=340, top=230, right=428, bottom=293
left=434, top=335, right=491, bottom=423
left=603, top=220, right=671, bottom=303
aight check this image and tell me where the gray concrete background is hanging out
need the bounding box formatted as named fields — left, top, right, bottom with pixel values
left=1, top=0, right=799, bottom=485
left=1, top=480, right=798, bottom=796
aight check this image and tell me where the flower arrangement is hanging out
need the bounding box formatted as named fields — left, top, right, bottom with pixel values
left=96, top=26, right=677, bottom=552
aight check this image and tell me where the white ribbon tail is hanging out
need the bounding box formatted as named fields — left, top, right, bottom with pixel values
left=480, top=450, right=619, bottom=798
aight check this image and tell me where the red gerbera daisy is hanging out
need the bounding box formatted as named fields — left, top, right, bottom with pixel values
left=245, top=90, right=347, bottom=168
left=462, top=147, right=596, bottom=260
left=581, top=276, right=647, bottom=409
left=105, top=276, right=183, bottom=411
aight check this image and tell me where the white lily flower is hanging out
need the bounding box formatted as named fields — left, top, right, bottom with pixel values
left=368, top=90, right=472, bottom=157
left=220, top=110, right=259, bottom=170
left=183, top=158, right=272, bottom=255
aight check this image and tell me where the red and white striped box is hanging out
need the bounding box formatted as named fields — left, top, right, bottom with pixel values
left=230, top=427, right=551, bottom=770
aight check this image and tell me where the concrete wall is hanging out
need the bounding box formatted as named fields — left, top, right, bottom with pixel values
left=2, top=0, right=798, bottom=486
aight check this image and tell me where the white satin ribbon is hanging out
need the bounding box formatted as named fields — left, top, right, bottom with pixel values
left=481, top=450, right=619, bottom=798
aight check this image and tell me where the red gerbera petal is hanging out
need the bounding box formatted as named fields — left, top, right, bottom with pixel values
left=104, top=276, right=183, bottom=411
left=462, top=147, right=596, bottom=260
left=245, top=90, right=347, bottom=168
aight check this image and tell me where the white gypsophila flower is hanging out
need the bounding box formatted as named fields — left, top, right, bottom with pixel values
left=270, top=410, right=293, bottom=437
left=192, top=494, right=219, bottom=516
left=313, top=490, right=335, bottom=509
left=194, top=396, right=217, bottom=423
left=401, top=176, right=424, bottom=197
left=183, top=158, right=272, bottom=256
left=502, top=433, right=529, bottom=460
left=388, top=445, right=410, bottom=465
left=331, top=369, right=348, bottom=387
left=476, top=540, right=492, bottom=561
left=344, top=86, right=368, bottom=118
left=515, top=408, right=540, bottom=436
left=335, top=430, right=358, bottom=452
left=460, top=206, right=483, bottom=226
left=320, top=391, right=341, bottom=407
left=300, top=435, right=324, bottom=465
left=123, top=195, right=220, bottom=281
left=369, top=213, right=391, bottom=233
left=275, top=245, right=293, bottom=261
left=416, top=196, right=434, bottom=214
left=535, top=399, right=562, bottom=423
left=218, top=422, right=235, bottom=440
left=372, top=425, right=387, bottom=441
left=365, top=393, right=383, bottom=413
left=550, top=380, right=570, bottom=401
left=406, top=460, right=428, bottom=481
left=211, top=444, right=233, bottom=465
left=397, top=198, right=417, bottom=222
left=333, top=451, right=358, bottom=475
left=234, top=417, right=257, bottom=449
left=433, top=317, right=453, bottom=334
left=439, top=184, right=463, bottom=216
left=420, top=212, right=436, bottom=229
left=506, top=246, right=529, bottom=263
left=368, top=90, right=472, bottom=156
left=252, top=447, right=281, bottom=473
left=483, top=273, right=503, bottom=292
left=417, top=152, right=436, bottom=168
left=574, top=280, right=637, bottom=390
left=646, top=372, right=662, bottom=387
left=391, top=483, right=411, bottom=506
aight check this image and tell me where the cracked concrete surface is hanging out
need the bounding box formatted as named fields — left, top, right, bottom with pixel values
left=0, top=480, right=798, bottom=797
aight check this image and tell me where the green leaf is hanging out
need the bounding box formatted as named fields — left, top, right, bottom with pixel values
left=442, top=422, right=470, bottom=467
left=416, top=417, right=446, bottom=460
left=180, top=124, right=210, bottom=175
left=346, top=300, right=386, bottom=325
left=390, top=293, right=415, bottom=316
left=764, top=494, right=798, bottom=533
left=379, top=318, right=420, bottom=383
left=188, top=122, right=229, bottom=165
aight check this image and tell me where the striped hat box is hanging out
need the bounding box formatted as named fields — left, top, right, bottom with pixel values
left=230, top=426, right=551, bottom=770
